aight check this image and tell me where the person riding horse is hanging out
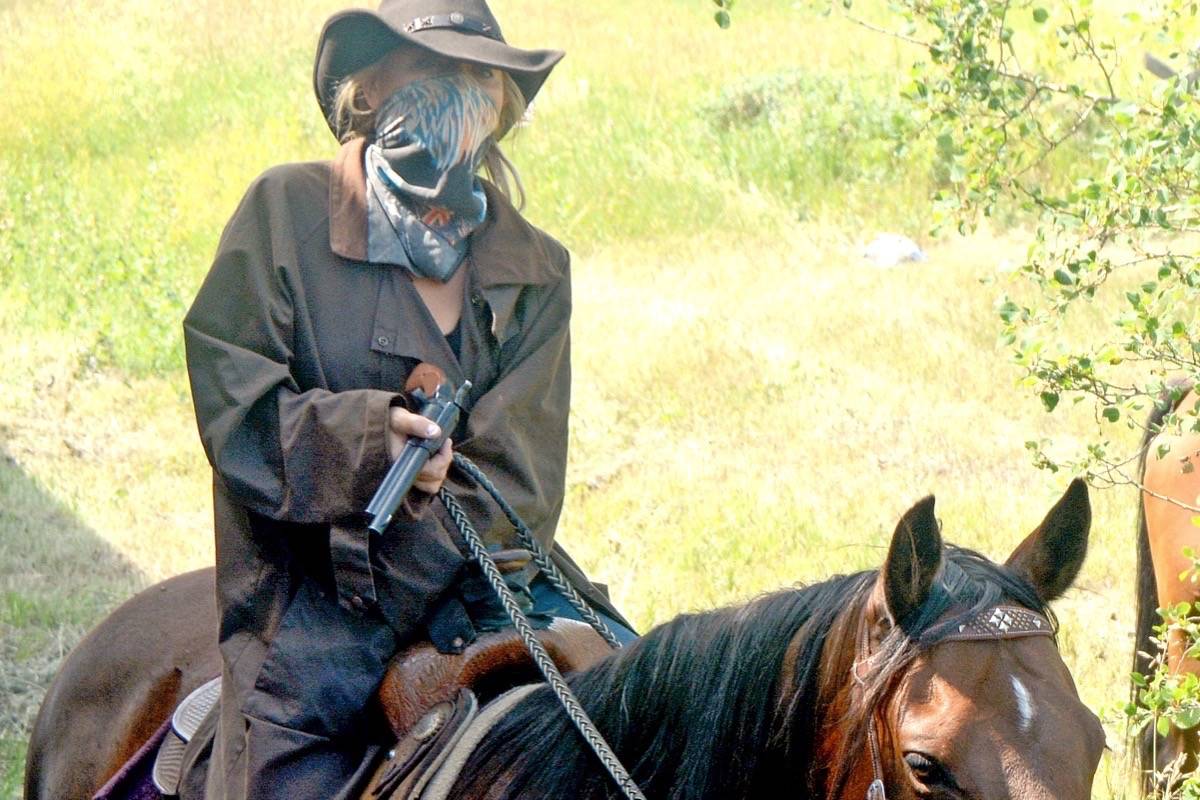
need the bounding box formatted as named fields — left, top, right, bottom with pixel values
left=181, top=0, right=635, bottom=795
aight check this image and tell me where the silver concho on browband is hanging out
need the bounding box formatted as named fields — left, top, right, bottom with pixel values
left=922, top=603, right=1054, bottom=645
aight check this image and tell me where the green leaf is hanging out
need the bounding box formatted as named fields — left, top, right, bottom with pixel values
left=1159, top=716, right=1172, bottom=737
left=1054, top=269, right=1075, bottom=286
left=1112, top=102, right=1141, bottom=124
left=1103, top=406, right=1120, bottom=422
left=714, top=10, right=731, bottom=28
left=1041, top=392, right=1060, bottom=412
left=1177, top=706, right=1200, bottom=729
left=1033, top=7, right=1049, bottom=22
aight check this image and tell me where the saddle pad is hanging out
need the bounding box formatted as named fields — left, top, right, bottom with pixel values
left=368, top=689, right=480, bottom=799
left=153, top=676, right=222, bottom=796
left=91, top=716, right=173, bottom=800
left=366, top=684, right=539, bottom=800
left=420, top=684, right=539, bottom=800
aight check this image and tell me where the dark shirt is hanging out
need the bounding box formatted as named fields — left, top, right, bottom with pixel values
left=444, top=321, right=463, bottom=361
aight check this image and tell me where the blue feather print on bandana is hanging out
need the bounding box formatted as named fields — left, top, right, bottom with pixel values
left=376, top=74, right=499, bottom=174
left=364, top=73, right=500, bottom=282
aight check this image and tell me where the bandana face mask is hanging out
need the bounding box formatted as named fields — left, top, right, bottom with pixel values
left=363, top=73, right=501, bottom=282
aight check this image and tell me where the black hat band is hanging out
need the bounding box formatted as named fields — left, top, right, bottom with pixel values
left=403, top=13, right=503, bottom=41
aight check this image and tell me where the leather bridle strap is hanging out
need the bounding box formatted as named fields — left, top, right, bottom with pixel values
left=853, top=604, right=1054, bottom=800
left=855, top=621, right=888, bottom=800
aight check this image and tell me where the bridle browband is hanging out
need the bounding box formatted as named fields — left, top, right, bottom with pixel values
left=853, top=603, right=1055, bottom=800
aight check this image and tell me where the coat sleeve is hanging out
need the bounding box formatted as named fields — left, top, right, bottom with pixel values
left=183, top=174, right=397, bottom=525
left=455, top=256, right=573, bottom=552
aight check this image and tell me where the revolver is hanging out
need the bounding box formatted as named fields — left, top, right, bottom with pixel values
left=365, top=370, right=471, bottom=535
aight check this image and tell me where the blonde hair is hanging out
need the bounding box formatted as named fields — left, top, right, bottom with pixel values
left=332, top=64, right=528, bottom=209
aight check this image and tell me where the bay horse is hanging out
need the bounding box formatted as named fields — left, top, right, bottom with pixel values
left=27, top=481, right=1103, bottom=799
left=1134, top=385, right=1200, bottom=783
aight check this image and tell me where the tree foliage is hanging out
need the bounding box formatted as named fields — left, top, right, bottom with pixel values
left=721, top=0, right=1200, bottom=496
left=863, top=0, right=1200, bottom=492
left=1130, top=551, right=1200, bottom=797
left=875, top=0, right=1200, bottom=494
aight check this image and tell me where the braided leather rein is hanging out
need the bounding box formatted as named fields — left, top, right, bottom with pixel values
left=438, top=453, right=645, bottom=800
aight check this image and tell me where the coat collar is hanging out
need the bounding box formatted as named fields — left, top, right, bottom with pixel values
left=329, top=138, right=561, bottom=288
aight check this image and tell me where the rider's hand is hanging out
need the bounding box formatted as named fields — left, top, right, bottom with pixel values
left=387, top=407, right=453, bottom=495
left=414, top=438, right=453, bottom=495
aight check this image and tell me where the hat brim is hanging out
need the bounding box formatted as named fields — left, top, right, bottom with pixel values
left=314, top=10, right=563, bottom=138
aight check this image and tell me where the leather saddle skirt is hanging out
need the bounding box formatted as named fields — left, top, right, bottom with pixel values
left=149, top=618, right=613, bottom=798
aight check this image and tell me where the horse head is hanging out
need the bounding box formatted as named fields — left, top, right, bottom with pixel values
left=820, top=478, right=1104, bottom=800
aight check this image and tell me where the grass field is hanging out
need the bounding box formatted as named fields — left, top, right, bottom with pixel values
left=0, top=0, right=1188, bottom=796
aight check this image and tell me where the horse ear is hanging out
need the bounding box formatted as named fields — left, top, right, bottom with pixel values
left=1004, top=478, right=1091, bottom=602
left=878, top=495, right=943, bottom=627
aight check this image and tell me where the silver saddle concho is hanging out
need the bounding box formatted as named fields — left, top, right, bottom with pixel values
left=152, top=676, right=222, bottom=795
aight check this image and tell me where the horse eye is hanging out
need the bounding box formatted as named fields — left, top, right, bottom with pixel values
left=903, top=751, right=955, bottom=788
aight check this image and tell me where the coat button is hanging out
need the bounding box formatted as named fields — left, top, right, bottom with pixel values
left=351, top=595, right=366, bottom=610
left=376, top=335, right=390, bottom=347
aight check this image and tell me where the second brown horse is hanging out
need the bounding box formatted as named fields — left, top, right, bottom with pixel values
left=1135, top=386, right=1200, bottom=786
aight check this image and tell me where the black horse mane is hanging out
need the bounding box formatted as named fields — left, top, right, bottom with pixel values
left=449, top=546, right=1051, bottom=800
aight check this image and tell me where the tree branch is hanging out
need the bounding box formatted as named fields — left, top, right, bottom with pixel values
left=841, top=12, right=1122, bottom=104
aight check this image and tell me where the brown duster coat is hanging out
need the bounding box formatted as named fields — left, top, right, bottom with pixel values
left=183, top=139, right=618, bottom=798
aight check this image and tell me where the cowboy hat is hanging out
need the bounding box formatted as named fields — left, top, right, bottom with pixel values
left=313, top=0, right=564, bottom=136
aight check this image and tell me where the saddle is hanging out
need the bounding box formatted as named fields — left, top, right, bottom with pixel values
left=376, top=616, right=612, bottom=735
left=150, top=618, right=611, bottom=799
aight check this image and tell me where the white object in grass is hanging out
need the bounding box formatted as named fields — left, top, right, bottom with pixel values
left=863, top=233, right=925, bottom=269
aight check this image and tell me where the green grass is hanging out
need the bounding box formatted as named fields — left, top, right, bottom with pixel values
left=0, top=0, right=934, bottom=374
left=0, top=0, right=1183, bottom=796
left=0, top=443, right=142, bottom=798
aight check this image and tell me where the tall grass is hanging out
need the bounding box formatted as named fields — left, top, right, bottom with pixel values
left=0, top=0, right=1163, bottom=797
left=0, top=0, right=933, bottom=374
